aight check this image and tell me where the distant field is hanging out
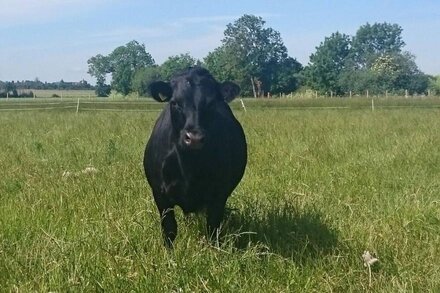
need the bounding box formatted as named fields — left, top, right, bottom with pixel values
left=0, top=98, right=439, bottom=291
left=22, top=89, right=96, bottom=98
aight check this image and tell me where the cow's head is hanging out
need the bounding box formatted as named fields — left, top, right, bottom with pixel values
left=149, top=67, right=240, bottom=151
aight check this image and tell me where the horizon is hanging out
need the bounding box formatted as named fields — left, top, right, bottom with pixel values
left=1, top=0, right=439, bottom=84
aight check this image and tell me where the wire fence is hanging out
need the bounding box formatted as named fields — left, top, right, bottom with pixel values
left=0, top=98, right=163, bottom=113
left=1, top=96, right=440, bottom=113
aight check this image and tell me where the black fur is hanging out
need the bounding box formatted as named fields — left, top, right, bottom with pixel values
left=144, top=67, right=247, bottom=247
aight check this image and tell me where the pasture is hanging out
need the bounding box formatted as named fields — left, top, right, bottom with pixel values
left=25, top=89, right=96, bottom=99
left=0, top=98, right=439, bottom=291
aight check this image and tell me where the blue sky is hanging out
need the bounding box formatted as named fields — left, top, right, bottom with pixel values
left=1, top=0, right=439, bottom=83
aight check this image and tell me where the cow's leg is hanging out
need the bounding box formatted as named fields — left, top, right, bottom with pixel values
left=153, top=191, right=177, bottom=248
left=159, top=207, right=177, bottom=248
left=206, top=197, right=227, bottom=244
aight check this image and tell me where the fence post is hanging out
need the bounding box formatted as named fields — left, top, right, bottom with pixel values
left=76, top=98, right=80, bottom=114
left=405, top=89, right=408, bottom=98
left=349, top=91, right=352, bottom=98
left=6, top=92, right=8, bottom=100
left=366, top=90, right=369, bottom=99
left=240, top=98, right=247, bottom=112
left=371, top=99, right=374, bottom=112
left=385, top=90, right=388, bottom=98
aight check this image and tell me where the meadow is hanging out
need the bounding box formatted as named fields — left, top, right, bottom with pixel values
left=25, top=89, right=96, bottom=99
left=0, top=98, right=439, bottom=291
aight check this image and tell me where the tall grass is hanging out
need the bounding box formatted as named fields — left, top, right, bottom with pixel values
left=0, top=100, right=439, bottom=291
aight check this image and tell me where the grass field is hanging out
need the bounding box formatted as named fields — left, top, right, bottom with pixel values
left=0, top=98, right=439, bottom=291
left=23, top=89, right=96, bottom=98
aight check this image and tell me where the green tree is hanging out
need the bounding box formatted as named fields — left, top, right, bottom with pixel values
left=351, top=22, right=405, bottom=68
left=339, top=52, right=428, bottom=95
left=306, top=23, right=428, bottom=95
left=428, top=75, right=440, bottom=95
left=269, top=57, right=303, bottom=94
left=132, top=66, right=161, bottom=96
left=87, top=54, right=111, bottom=97
left=390, top=52, right=429, bottom=94
left=160, top=53, right=198, bottom=80
left=205, top=14, right=301, bottom=96
left=95, top=81, right=111, bottom=97
left=204, top=45, right=246, bottom=85
left=108, top=41, right=155, bottom=95
left=304, top=32, right=351, bottom=94
left=87, top=41, right=155, bottom=96
left=2, top=81, right=18, bottom=96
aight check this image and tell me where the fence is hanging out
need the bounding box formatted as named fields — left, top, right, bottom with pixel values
left=2, top=96, right=440, bottom=114
left=0, top=98, right=165, bottom=113
left=276, top=89, right=439, bottom=99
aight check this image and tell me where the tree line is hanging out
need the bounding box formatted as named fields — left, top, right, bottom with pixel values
left=87, top=15, right=440, bottom=98
left=3, top=14, right=438, bottom=99
left=0, top=79, right=94, bottom=98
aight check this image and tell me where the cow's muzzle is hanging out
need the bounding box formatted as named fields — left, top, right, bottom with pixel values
left=183, top=130, right=205, bottom=150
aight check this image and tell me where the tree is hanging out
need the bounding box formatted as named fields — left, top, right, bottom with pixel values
left=132, top=66, right=161, bottom=96
left=87, top=54, right=111, bottom=97
left=304, top=32, right=351, bottom=94
left=390, top=52, right=429, bottom=94
left=269, top=57, right=303, bottom=94
left=306, top=23, right=428, bottom=95
left=160, top=53, right=198, bottom=80
left=205, top=14, right=301, bottom=96
left=351, top=22, right=405, bottom=68
left=5, top=81, right=17, bottom=95
left=87, top=40, right=155, bottom=96
left=204, top=45, right=247, bottom=90
left=108, top=41, right=155, bottom=95
left=428, top=75, right=440, bottom=95
left=131, top=54, right=199, bottom=97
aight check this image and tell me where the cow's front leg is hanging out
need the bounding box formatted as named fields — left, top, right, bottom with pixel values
left=159, top=207, right=177, bottom=248
left=206, top=197, right=227, bottom=245
left=153, top=189, right=178, bottom=248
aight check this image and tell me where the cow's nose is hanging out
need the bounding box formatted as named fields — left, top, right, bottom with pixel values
left=183, top=131, right=205, bottom=149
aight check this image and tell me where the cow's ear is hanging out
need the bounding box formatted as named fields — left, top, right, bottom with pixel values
left=149, top=81, right=172, bottom=102
left=220, top=81, right=240, bottom=103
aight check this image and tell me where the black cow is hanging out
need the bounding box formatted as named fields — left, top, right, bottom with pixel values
left=143, top=67, right=247, bottom=247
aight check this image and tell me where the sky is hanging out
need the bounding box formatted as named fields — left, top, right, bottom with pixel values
left=1, top=0, right=439, bottom=84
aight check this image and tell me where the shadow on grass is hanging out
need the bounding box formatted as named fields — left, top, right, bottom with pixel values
left=222, top=202, right=339, bottom=262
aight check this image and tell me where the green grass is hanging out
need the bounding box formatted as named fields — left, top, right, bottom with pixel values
left=0, top=99, right=439, bottom=291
